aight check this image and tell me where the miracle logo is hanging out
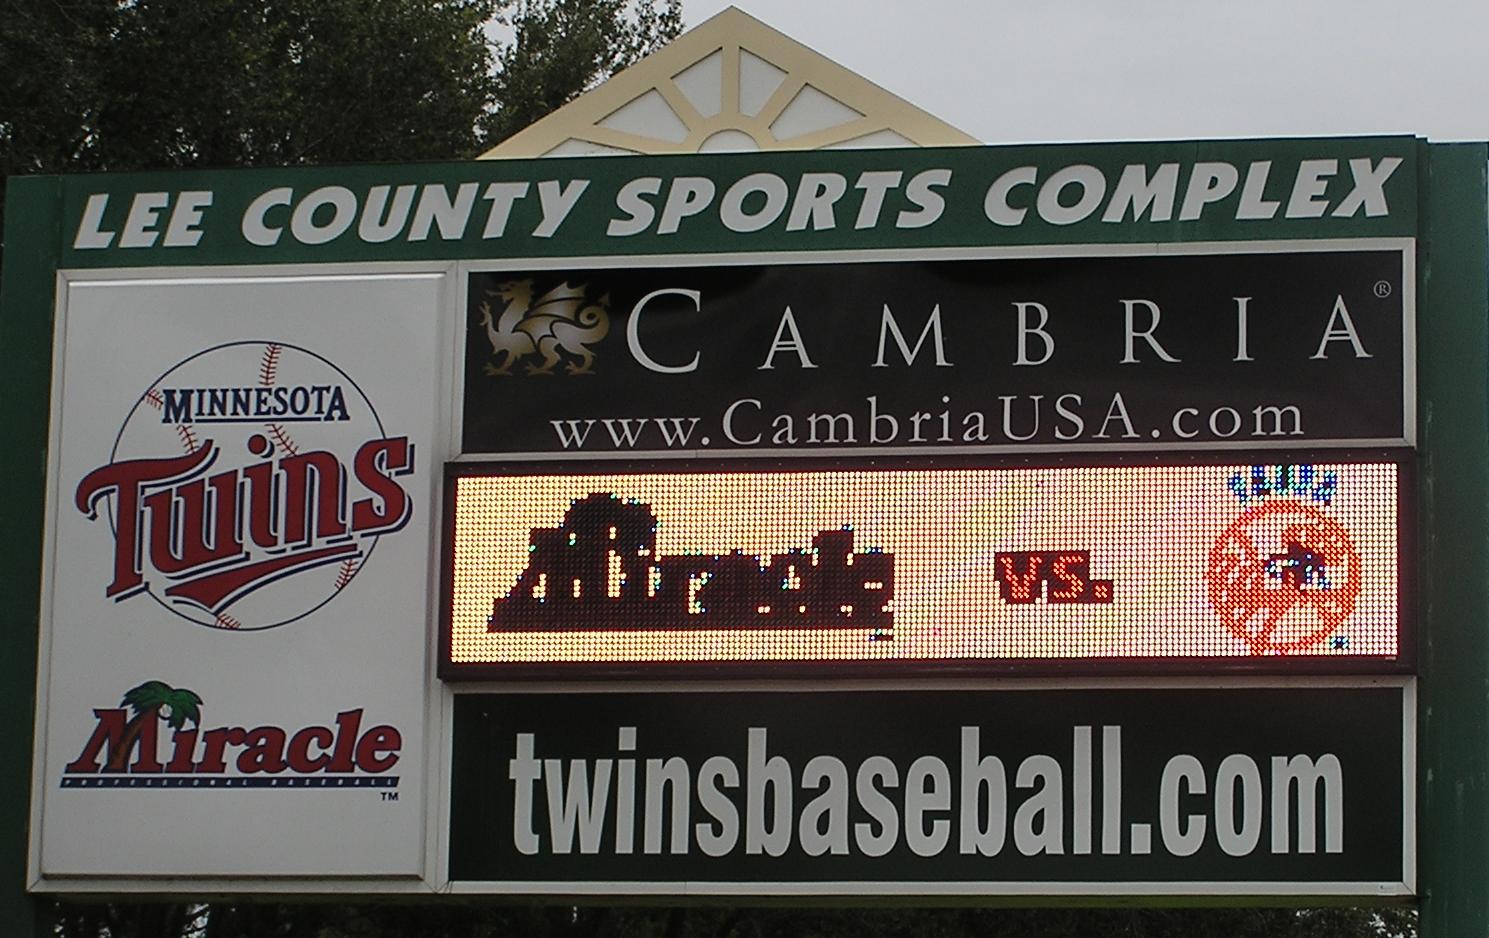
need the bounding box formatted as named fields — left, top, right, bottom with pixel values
left=75, top=341, right=415, bottom=631
left=62, top=680, right=400, bottom=789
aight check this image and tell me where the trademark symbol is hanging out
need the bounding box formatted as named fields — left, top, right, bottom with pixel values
left=381, top=791, right=399, bottom=802
left=1373, top=280, right=1392, bottom=298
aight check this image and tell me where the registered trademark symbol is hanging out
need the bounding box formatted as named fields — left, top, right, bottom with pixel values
left=1373, top=280, right=1392, bottom=298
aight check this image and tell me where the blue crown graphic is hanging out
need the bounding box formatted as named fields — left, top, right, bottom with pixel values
left=1227, top=464, right=1337, bottom=507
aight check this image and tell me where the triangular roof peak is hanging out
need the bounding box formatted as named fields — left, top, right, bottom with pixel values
left=481, top=6, right=976, bottom=158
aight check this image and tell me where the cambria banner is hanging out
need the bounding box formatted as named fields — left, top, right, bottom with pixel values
left=460, top=245, right=1410, bottom=457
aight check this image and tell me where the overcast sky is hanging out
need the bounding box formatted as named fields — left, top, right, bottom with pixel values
left=681, top=0, right=1489, bottom=145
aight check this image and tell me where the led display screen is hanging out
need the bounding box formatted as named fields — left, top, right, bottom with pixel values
left=441, top=460, right=1404, bottom=676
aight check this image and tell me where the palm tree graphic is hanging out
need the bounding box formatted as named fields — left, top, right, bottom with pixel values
left=104, top=680, right=204, bottom=772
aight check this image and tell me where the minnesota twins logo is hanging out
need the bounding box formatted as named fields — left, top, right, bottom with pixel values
left=476, top=279, right=610, bottom=375
left=1207, top=465, right=1360, bottom=654
left=75, top=341, right=415, bottom=631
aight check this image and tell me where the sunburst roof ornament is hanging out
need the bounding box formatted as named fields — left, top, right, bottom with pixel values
left=481, top=6, right=976, bottom=158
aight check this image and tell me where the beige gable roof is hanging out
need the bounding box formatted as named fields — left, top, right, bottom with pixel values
left=481, top=6, right=976, bottom=158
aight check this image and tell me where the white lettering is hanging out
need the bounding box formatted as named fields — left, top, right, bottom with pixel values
left=1311, top=295, right=1373, bottom=359
left=1102, top=164, right=1178, bottom=223
left=658, top=177, right=715, bottom=234
left=722, top=398, right=762, bottom=445
left=1120, top=299, right=1181, bottom=363
left=508, top=733, right=542, bottom=855
left=1179, top=162, right=1239, bottom=221
left=721, top=173, right=789, bottom=232
left=787, top=172, right=847, bottom=231
left=1236, top=162, right=1280, bottom=219
left=874, top=304, right=951, bottom=367
left=74, top=194, right=115, bottom=249
left=627, top=288, right=701, bottom=373
left=1233, top=297, right=1253, bottom=361
left=1013, top=302, right=1055, bottom=366
left=1094, top=392, right=1138, bottom=439
left=897, top=169, right=951, bottom=228
left=799, top=755, right=850, bottom=856
left=1037, top=164, right=1105, bottom=225
left=162, top=191, right=212, bottom=247
left=1286, top=159, right=1336, bottom=218
left=481, top=181, right=531, bottom=238
left=853, top=170, right=903, bottom=229
left=1159, top=754, right=1206, bottom=857
left=959, top=727, right=1008, bottom=856
left=360, top=185, right=416, bottom=243
left=408, top=182, right=480, bottom=241
left=1270, top=754, right=1344, bottom=854
left=854, top=756, right=899, bottom=857
left=1332, top=157, right=1401, bottom=218
left=608, top=177, right=661, bottom=237
left=534, top=178, right=589, bottom=238
left=289, top=186, right=356, bottom=245
left=905, top=756, right=952, bottom=857
left=119, top=191, right=170, bottom=249
left=1013, top=755, right=1064, bottom=855
left=745, top=728, right=792, bottom=856
left=759, top=307, right=818, bottom=369
left=984, top=166, right=1037, bottom=226
left=1214, top=754, right=1263, bottom=857
left=695, top=755, right=740, bottom=857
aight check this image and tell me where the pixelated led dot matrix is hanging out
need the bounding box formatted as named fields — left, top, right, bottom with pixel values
left=447, top=464, right=1398, bottom=665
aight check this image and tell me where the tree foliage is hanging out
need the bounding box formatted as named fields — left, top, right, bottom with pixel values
left=0, top=0, right=114, bottom=179
left=486, top=0, right=683, bottom=144
left=0, top=0, right=681, bottom=239
left=2, top=0, right=495, bottom=177
left=51, top=901, right=1417, bottom=938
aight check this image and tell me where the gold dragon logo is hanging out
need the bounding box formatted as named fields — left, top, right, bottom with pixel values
left=477, top=279, right=611, bottom=376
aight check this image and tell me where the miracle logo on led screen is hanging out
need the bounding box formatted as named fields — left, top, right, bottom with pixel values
left=74, top=341, right=416, bottom=631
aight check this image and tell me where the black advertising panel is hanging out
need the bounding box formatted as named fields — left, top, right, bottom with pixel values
left=447, top=683, right=1413, bottom=895
left=460, top=247, right=1410, bottom=457
left=441, top=457, right=1408, bottom=677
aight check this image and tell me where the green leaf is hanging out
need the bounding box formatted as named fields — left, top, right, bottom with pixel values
left=163, top=688, right=204, bottom=729
left=120, top=679, right=173, bottom=715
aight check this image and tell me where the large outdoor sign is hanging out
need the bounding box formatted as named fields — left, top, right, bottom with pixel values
left=447, top=682, right=1414, bottom=896
left=461, top=247, right=1411, bottom=456
left=3, top=134, right=1462, bottom=906
left=442, top=459, right=1405, bottom=675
